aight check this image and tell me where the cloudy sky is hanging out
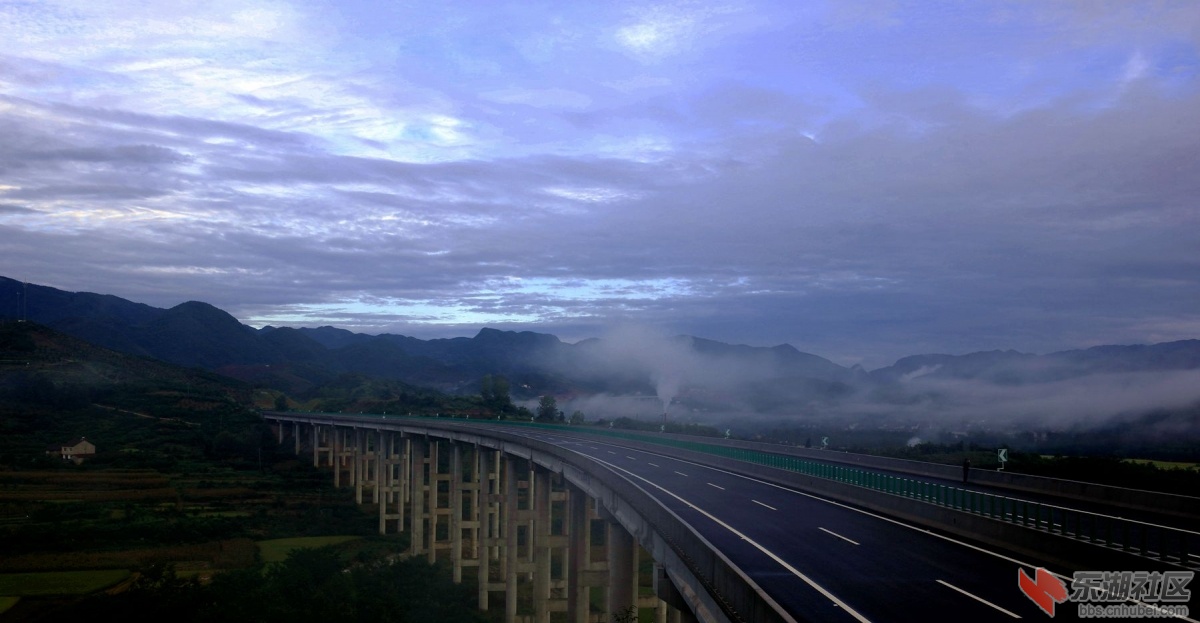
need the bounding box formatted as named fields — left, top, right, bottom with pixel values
left=2, top=1, right=1198, bottom=368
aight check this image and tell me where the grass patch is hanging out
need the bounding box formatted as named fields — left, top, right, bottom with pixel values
left=0, top=539, right=258, bottom=573
left=1123, top=459, right=1200, bottom=471
left=0, top=596, right=18, bottom=613
left=257, top=536, right=361, bottom=563
left=0, top=569, right=130, bottom=596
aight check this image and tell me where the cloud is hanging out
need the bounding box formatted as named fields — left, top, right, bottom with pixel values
left=480, top=87, right=593, bottom=110
left=613, top=1, right=759, bottom=61
left=0, top=0, right=1197, bottom=371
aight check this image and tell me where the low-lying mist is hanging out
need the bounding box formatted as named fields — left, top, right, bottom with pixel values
left=536, top=327, right=1200, bottom=448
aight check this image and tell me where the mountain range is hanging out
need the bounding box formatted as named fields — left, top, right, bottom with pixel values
left=3, top=276, right=1199, bottom=420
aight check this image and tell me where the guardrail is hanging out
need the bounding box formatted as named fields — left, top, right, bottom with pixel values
left=583, top=427, right=1200, bottom=570
left=657, top=433, right=1200, bottom=520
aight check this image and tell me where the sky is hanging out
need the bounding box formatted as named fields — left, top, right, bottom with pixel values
left=1, top=0, right=1198, bottom=369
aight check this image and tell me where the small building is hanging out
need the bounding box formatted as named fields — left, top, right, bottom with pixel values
left=47, top=437, right=96, bottom=463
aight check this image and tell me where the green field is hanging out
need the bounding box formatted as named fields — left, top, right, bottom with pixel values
left=0, top=596, right=19, bottom=613
left=257, top=536, right=362, bottom=563
left=0, top=570, right=130, bottom=596
left=1123, top=459, right=1200, bottom=471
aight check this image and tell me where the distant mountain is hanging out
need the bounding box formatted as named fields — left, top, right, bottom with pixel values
left=1046, top=341, right=1200, bottom=374
left=870, top=350, right=1038, bottom=384
left=142, top=301, right=282, bottom=369
left=282, top=325, right=372, bottom=350
left=0, top=276, right=160, bottom=327
left=0, top=320, right=251, bottom=410
left=688, top=337, right=852, bottom=382
left=869, top=341, right=1200, bottom=385
left=4, top=276, right=1200, bottom=417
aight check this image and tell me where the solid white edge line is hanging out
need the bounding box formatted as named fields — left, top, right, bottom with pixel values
left=818, top=526, right=859, bottom=546
left=752, top=499, right=777, bottom=511
left=936, top=580, right=1021, bottom=619
left=707, top=482, right=726, bottom=490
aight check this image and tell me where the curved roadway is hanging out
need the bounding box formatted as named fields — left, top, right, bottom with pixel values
left=496, top=425, right=1193, bottom=623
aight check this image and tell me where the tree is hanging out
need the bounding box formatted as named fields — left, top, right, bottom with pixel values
left=569, top=410, right=585, bottom=425
left=480, top=374, right=494, bottom=403
left=536, top=395, right=558, bottom=422
left=481, top=374, right=513, bottom=414
left=492, top=375, right=511, bottom=407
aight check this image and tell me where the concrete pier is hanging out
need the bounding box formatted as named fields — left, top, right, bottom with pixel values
left=282, top=421, right=692, bottom=623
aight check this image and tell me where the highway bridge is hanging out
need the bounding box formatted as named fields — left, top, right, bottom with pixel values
left=262, top=412, right=1199, bottom=623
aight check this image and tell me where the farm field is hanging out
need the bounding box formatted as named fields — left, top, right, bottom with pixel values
left=0, top=457, right=382, bottom=622
left=258, top=535, right=363, bottom=563
left=0, top=570, right=130, bottom=596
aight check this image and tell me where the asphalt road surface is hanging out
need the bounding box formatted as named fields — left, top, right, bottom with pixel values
left=504, top=427, right=1195, bottom=623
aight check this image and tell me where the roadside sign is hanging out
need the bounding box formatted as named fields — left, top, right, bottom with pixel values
left=998, top=448, right=1008, bottom=463
left=821, top=436, right=829, bottom=448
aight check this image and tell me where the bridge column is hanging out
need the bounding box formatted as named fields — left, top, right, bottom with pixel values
left=607, top=520, right=639, bottom=620
left=428, top=439, right=445, bottom=564
left=451, top=443, right=464, bottom=583
left=504, top=456, right=520, bottom=623
left=333, top=427, right=344, bottom=488
left=312, top=423, right=320, bottom=467
left=352, top=428, right=376, bottom=506
left=564, top=489, right=612, bottom=623
left=399, top=435, right=410, bottom=533
left=532, top=466, right=553, bottom=623
left=545, top=471, right=571, bottom=621
left=467, top=444, right=483, bottom=562
left=410, top=438, right=427, bottom=557
left=372, top=430, right=382, bottom=505
left=377, top=431, right=394, bottom=534
left=478, top=448, right=504, bottom=611
left=341, top=427, right=354, bottom=489
left=312, top=424, right=336, bottom=470
left=567, top=486, right=587, bottom=623
left=293, top=421, right=300, bottom=455
left=352, top=428, right=362, bottom=503
left=477, top=448, right=491, bottom=611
